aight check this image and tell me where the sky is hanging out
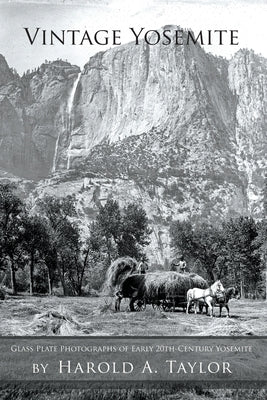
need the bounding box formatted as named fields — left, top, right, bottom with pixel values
left=0, top=0, right=267, bottom=74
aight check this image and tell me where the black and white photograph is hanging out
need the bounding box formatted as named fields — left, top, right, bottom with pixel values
left=0, top=0, right=266, bottom=399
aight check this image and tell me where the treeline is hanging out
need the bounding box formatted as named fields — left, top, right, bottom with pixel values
left=1, top=181, right=266, bottom=298
left=0, top=183, right=150, bottom=296
left=170, top=217, right=267, bottom=298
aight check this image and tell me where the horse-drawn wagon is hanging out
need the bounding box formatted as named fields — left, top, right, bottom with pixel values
left=104, top=257, right=208, bottom=313
left=115, top=270, right=208, bottom=312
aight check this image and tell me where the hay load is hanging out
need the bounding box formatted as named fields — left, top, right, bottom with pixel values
left=103, top=257, right=137, bottom=294
left=105, top=258, right=208, bottom=311
left=144, top=272, right=207, bottom=301
left=190, top=273, right=208, bottom=290
left=115, top=270, right=208, bottom=311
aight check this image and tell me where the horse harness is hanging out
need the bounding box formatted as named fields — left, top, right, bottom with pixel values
left=191, top=288, right=225, bottom=302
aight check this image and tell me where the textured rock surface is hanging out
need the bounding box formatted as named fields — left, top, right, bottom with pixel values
left=69, top=31, right=236, bottom=165
left=0, top=29, right=266, bottom=263
left=0, top=57, right=80, bottom=178
left=229, top=49, right=267, bottom=216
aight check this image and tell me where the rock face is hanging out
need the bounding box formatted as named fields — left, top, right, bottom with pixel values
left=0, top=28, right=266, bottom=263
left=69, top=33, right=236, bottom=165
left=0, top=58, right=80, bottom=178
left=228, top=50, right=267, bottom=216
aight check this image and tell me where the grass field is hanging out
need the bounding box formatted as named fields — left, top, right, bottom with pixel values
left=0, top=295, right=266, bottom=336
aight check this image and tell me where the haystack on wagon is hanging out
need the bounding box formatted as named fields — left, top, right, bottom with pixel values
left=117, top=271, right=208, bottom=312
left=103, top=257, right=138, bottom=294
left=104, top=258, right=208, bottom=312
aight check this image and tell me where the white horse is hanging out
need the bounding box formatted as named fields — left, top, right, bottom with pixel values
left=186, top=280, right=225, bottom=317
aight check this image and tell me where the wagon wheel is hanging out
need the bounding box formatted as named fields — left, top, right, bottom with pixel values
left=152, top=300, right=164, bottom=311
left=129, top=298, right=146, bottom=312
left=162, top=299, right=172, bottom=312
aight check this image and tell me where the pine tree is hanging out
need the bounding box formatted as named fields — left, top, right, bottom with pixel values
left=221, top=217, right=262, bottom=297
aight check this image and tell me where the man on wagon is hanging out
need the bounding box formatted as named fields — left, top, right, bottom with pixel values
left=178, top=255, right=187, bottom=273
left=170, top=255, right=187, bottom=273
left=137, top=257, right=149, bottom=274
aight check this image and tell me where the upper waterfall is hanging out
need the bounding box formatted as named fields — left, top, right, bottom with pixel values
left=52, top=72, right=81, bottom=173
left=67, top=72, right=81, bottom=117
left=67, top=72, right=81, bottom=169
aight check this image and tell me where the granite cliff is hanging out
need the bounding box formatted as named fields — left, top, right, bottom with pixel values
left=0, top=57, right=80, bottom=178
left=0, top=29, right=266, bottom=263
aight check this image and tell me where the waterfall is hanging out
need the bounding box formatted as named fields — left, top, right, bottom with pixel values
left=67, top=72, right=81, bottom=116
left=52, top=72, right=81, bottom=173
left=52, top=131, right=59, bottom=172
left=67, top=72, right=81, bottom=169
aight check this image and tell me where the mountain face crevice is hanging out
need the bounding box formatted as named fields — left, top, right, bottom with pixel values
left=0, top=30, right=266, bottom=263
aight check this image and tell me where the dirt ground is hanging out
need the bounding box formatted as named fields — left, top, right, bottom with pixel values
left=0, top=295, right=266, bottom=336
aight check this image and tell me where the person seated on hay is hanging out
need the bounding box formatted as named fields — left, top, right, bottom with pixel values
left=137, top=257, right=149, bottom=274
left=170, top=255, right=187, bottom=273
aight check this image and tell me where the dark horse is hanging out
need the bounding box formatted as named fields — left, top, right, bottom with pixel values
left=115, top=274, right=146, bottom=312
left=199, top=287, right=239, bottom=317
left=115, top=274, right=149, bottom=311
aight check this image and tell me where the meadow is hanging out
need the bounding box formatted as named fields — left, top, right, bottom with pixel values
left=0, top=295, right=266, bottom=336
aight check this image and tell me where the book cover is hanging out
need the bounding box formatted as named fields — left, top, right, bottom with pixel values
left=0, top=0, right=266, bottom=399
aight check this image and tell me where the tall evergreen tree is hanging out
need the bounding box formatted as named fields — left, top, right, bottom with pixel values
left=253, top=219, right=267, bottom=299
left=222, top=217, right=262, bottom=296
